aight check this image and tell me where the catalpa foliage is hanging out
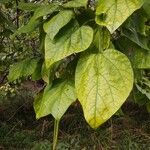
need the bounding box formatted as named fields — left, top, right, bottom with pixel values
left=6, top=0, right=150, bottom=145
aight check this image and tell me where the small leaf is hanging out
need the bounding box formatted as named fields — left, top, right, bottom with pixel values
left=13, top=19, right=40, bottom=35
left=45, top=23, right=93, bottom=68
left=63, top=0, right=88, bottom=8
left=34, top=80, right=76, bottom=120
left=8, top=58, right=39, bottom=82
left=75, top=49, right=133, bottom=128
left=43, top=10, right=74, bottom=40
left=18, top=2, right=40, bottom=11
left=94, top=27, right=110, bottom=51
left=33, top=4, right=58, bottom=20
left=136, top=84, right=150, bottom=99
left=95, top=0, right=144, bottom=33
left=13, top=4, right=58, bottom=35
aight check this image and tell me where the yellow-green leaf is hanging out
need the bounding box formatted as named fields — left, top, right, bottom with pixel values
left=43, top=10, right=74, bottom=40
left=45, top=24, right=93, bottom=68
left=96, top=0, right=144, bottom=33
left=63, top=0, right=88, bottom=8
left=34, top=80, right=76, bottom=120
left=75, top=49, right=134, bottom=128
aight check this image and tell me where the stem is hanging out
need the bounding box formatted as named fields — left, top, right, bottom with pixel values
left=16, top=0, right=19, bottom=28
left=53, top=119, right=60, bottom=150
left=98, top=27, right=103, bottom=53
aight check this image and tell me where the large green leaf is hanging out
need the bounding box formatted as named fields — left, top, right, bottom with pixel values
left=45, top=24, right=93, bottom=68
left=8, top=58, right=39, bottom=82
left=63, top=0, right=88, bottom=8
left=34, top=80, right=76, bottom=120
left=95, top=0, right=144, bottom=33
left=43, top=10, right=74, bottom=40
left=75, top=49, right=133, bottom=128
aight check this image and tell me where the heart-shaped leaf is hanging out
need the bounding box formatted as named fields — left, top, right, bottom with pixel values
left=75, top=49, right=134, bottom=128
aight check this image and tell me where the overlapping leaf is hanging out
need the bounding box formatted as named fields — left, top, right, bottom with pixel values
left=75, top=49, right=133, bottom=128
left=8, top=58, right=39, bottom=82
left=45, top=23, right=93, bottom=68
left=34, top=80, right=76, bottom=120
left=122, top=28, right=150, bottom=51
left=133, top=48, right=150, bottom=69
left=18, top=2, right=40, bottom=11
left=143, top=0, right=150, bottom=18
left=63, top=0, right=88, bottom=8
left=93, top=27, right=110, bottom=51
left=96, top=0, right=144, bottom=33
left=13, top=4, right=58, bottom=35
left=43, top=10, right=74, bottom=40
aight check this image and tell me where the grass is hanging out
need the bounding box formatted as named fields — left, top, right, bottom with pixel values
left=0, top=90, right=150, bottom=150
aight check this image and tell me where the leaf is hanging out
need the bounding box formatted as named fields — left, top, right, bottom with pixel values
left=34, top=80, right=76, bottom=120
left=8, top=58, right=39, bottom=82
left=18, top=2, right=40, bottom=11
left=146, top=102, right=150, bottom=113
left=32, top=4, right=58, bottom=20
left=95, top=0, right=144, bottom=33
left=143, top=0, right=150, bottom=18
left=41, top=61, right=60, bottom=85
left=122, top=27, right=150, bottom=51
left=13, top=19, right=40, bottom=35
left=45, top=23, right=93, bottom=68
left=32, top=60, right=43, bottom=81
left=124, top=10, right=147, bottom=35
left=133, top=48, right=150, bottom=69
left=63, top=0, right=88, bottom=8
left=43, top=10, right=74, bottom=40
left=115, top=36, right=150, bottom=69
left=94, top=27, right=110, bottom=51
left=13, top=4, right=58, bottom=35
left=75, top=49, right=133, bottom=128
left=136, top=84, right=150, bottom=99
